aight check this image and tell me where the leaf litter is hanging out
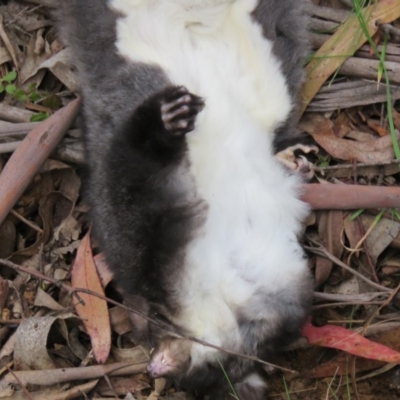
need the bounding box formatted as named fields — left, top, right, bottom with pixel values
left=0, top=0, right=399, bottom=399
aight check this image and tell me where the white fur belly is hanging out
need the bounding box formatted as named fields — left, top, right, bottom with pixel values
left=111, top=0, right=309, bottom=348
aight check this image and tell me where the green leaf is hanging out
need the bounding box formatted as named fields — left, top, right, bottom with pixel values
left=13, top=89, right=28, bottom=101
left=5, top=84, right=16, bottom=94
left=30, top=112, right=50, bottom=122
left=28, top=90, right=41, bottom=102
left=350, top=209, right=365, bottom=220
left=3, top=70, right=17, bottom=83
left=317, top=155, right=330, bottom=168
left=27, top=82, right=37, bottom=91
left=42, top=93, right=62, bottom=110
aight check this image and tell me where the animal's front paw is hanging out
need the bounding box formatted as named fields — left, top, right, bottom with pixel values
left=276, top=144, right=318, bottom=180
left=160, top=86, right=205, bottom=136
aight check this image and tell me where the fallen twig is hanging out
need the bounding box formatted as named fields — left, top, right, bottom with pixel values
left=314, top=159, right=400, bottom=172
left=0, top=104, right=34, bottom=123
left=1, top=361, right=146, bottom=387
left=0, top=359, right=32, bottom=400
left=314, top=292, right=389, bottom=302
left=0, top=121, right=39, bottom=137
left=340, top=57, right=400, bottom=84
left=301, top=184, right=400, bottom=210
left=0, top=141, right=20, bottom=153
left=0, top=15, right=19, bottom=69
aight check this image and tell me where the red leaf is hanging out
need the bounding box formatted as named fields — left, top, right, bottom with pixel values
left=302, top=320, right=400, bottom=363
left=71, top=232, right=111, bottom=363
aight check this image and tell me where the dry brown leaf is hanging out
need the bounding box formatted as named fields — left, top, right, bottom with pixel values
left=7, top=2, right=51, bottom=32
left=315, top=210, right=344, bottom=286
left=361, top=215, right=400, bottom=265
left=0, top=331, right=17, bottom=359
left=0, top=218, right=15, bottom=259
left=148, top=378, right=167, bottom=400
left=325, top=275, right=361, bottom=299
left=301, top=0, right=400, bottom=113
left=14, top=313, right=76, bottom=371
left=303, top=352, right=384, bottom=379
left=300, top=114, right=399, bottom=163
left=110, top=306, right=133, bottom=336
left=10, top=192, right=72, bottom=265
left=19, top=27, right=50, bottom=85
left=53, top=215, right=81, bottom=245
left=95, top=376, right=150, bottom=398
left=392, top=107, right=400, bottom=130
left=381, top=258, right=400, bottom=275
left=71, top=232, right=111, bottom=364
left=333, top=112, right=352, bottom=138
left=34, top=287, right=65, bottom=311
left=344, top=215, right=363, bottom=251
left=0, top=275, right=9, bottom=313
left=367, top=119, right=388, bottom=137
left=111, top=345, right=149, bottom=364
left=55, top=168, right=81, bottom=204
left=39, top=49, right=80, bottom=93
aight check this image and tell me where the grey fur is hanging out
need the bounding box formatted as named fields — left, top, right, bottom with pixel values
left=252, top=0, right=311, bottom=150
left=55, top=1, right=172, bottom=289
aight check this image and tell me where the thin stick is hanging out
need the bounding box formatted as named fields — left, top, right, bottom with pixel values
left=10, top=209, right=43, bottom=234
left=0, top=15, right=19, bottom=69
left=304, top=238, right=392, bottom=293
left=0, top=359, right=33, bottom=400
left=314, top=159, right=400, bottom=172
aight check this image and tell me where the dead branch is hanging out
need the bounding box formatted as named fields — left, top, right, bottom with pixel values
left=0, top=141, right=19, bottom=153
left=302, top=183, right=400, bottom=210
left=0, top=104, right=34, bottom=123
left=0, top=122, right=39, bottom=137
left=340, top=58, right=400, bottom=84
left=1, top=362, right=147, bottom=387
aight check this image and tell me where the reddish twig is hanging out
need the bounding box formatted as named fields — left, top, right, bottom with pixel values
left=302, top=184, right=400, bottom=210
left=0, top=99, right=81, bottom=226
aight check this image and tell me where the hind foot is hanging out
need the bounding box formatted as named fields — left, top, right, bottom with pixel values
left=276, top=144, right=318, bottom=180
